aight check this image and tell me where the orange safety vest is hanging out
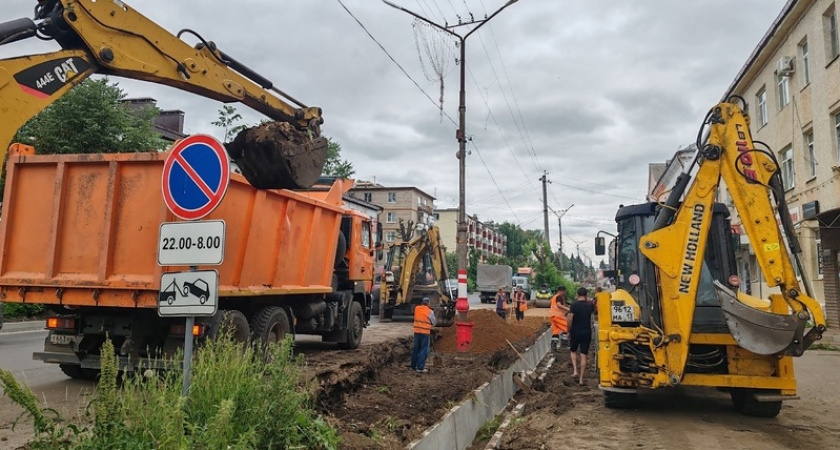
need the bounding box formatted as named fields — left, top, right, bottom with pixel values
left=515, top=291, right=528, bottom=312
left=413, top=304, right=433, bottom=335
left=549, top=294, right=568, bottom=334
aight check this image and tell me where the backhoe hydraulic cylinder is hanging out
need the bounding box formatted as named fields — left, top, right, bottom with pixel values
left=0, top=18, right=37, bottom=46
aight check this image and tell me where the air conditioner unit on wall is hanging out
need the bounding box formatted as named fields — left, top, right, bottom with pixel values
left=776, top=56, right=795, bottom=76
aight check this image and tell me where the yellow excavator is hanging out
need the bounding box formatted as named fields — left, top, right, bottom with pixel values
left=595, top=98, right=827, bottom=417
left=380, top=225, right=456, bottom=327
left=0, top=0, right=327, bottom=189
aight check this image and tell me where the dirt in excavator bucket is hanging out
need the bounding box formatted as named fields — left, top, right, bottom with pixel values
left=225, top=121, right=328, bottom=190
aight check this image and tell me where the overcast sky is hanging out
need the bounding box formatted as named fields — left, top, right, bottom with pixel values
left=1, top=0, right=788, bottom=264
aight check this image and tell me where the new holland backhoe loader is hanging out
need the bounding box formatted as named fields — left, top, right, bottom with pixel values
left=380, top=225, right=456, bottom=327
left=594, top=99, right=827, bottom=417
left=0, top=0, right=327, bottom=189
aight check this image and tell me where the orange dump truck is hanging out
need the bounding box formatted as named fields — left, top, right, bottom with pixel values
left=0, top=146, right=377, bottom=379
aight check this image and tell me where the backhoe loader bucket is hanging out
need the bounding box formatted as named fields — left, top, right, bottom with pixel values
left=435, top=304, right=456, bottom=328
left=714, top=281, right=805, bottom=355
left=226, top=121, right=329, bottom=190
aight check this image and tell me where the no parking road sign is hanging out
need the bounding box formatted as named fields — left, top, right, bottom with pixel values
left=162, top=134, right=230, bottom=220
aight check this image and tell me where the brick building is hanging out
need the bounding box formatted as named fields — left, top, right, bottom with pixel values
left=433, top=208, right=507, bottom=261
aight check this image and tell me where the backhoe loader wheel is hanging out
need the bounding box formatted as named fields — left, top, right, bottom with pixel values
left=338, top=301, right=364, bottom=350
left=603, top=390, right=637, bottom=409
left=730, top=388, right=782, bottom=418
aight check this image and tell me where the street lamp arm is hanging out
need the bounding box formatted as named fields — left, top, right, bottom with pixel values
left=464, top=0, right=520, bottom=39
left=381, top=0, right=460, bottom=39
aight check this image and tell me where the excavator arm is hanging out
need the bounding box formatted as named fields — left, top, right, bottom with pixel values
left=0, top=0, right=326, bottom=189
left=382, top=226, right=455, bottom=327
left=639, top=100, right=826, bottom=384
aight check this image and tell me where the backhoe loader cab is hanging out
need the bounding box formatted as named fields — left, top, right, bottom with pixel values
left=609, top=202, right=739, bottom=334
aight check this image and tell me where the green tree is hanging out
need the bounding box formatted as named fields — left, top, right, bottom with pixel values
left=211, top=105, right=248, bottom=142
left=3, top=78, right=166, bottom=198
left=445, top=251, right=458, bottom=279
left=323, top=137, right=355, bottom=178
left=14, top=78, right=166, bottom=154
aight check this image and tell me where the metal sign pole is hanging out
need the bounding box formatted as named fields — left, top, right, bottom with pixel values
left=182, top=315, right=194, bottom=397
left=182, top=264, right=197, bottom=397
left=181, top=266, right=198, bottom=397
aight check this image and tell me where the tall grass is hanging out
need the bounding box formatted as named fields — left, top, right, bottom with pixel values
left=1, top=333, right=338, bottom=449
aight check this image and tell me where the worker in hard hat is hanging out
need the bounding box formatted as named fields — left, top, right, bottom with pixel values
left=549, top=285, right=570, bottom=351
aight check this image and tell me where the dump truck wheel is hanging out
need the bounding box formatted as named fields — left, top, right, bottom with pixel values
left=730, top=389, right=782, bottom=418
left=338, top=301, right=364, bottom=350
left=250, top=307, right=290, bottom=348
left=207, top=310, right=250, bottom=344
left=603, top=390, right=637, bottom=409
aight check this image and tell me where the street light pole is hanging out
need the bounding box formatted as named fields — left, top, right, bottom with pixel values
left=548, top=203, right=573, bottom=269
left=382, top=0, right=520, bottom=272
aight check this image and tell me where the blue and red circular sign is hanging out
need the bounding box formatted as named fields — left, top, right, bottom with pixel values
left=162, top=134, right=230, bottom=221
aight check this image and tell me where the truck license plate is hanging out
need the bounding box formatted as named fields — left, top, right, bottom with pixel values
left=611, top=305, right=635, bottom=322
left=49, top=334, right=74, bottom=345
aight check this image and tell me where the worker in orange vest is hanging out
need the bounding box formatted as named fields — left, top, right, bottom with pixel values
left=410, top=297, right=437, bottom=374
left=513, top=286, right=528, bottom=322
left=549, top=286, right=570, bottom=351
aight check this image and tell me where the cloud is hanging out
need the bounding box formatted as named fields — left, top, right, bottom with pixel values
left=0, top=0, right=788, bottom=262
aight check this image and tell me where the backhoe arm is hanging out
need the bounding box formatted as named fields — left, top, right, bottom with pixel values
left=0, top=0, right=325, bottom=188
left=711, top=102, right=825, bottom=355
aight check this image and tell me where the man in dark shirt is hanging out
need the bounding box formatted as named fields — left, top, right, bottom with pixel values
left=568, top=287, right=596, bottom=385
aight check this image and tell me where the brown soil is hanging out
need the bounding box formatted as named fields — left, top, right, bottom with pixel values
left=303, top=310, right=549, bottom=449
left=499, top=348, right=597, bottom=449
left=226, top=121, right=328, bottom=189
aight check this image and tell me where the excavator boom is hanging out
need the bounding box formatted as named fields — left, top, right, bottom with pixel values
left=0, top=0, right=327, bottom=189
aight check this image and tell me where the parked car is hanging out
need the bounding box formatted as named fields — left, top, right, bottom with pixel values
left=445, top=278, right=458, bottom=300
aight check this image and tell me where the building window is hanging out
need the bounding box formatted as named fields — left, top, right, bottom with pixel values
left=827, top=9, right=839, bottom=60
left=777, top=73, right=790, bottom=109
left=386, top=212, right=396, bottom=223
left=805, top=131, right=816, bottom=179
left=780, top=146, right=795, bottom=191
left=800, top=39, right=811, bottom=86
left=387, top=192, right=397, bottom=203
left=835, top=114, right=840, bottom=163
left=756, top=88, right=768, bottom=126
left=386, top=231, right=396, bottom=242
left=363, top=192, right=372, bottom=202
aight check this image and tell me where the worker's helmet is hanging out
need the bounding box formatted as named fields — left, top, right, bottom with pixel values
left=422, top=297, right=431, bottom=304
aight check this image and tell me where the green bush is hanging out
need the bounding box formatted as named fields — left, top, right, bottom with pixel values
left=1, top=332, right=339, bottom=449
left=2, top=302, right=46, bottom=318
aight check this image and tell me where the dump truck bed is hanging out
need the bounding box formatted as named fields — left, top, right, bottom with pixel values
left=0, top=149, right=347, bottom=308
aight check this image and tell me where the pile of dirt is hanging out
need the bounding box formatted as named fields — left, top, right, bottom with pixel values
left=302, top=312, right=549, bottom=449
left=435, top=309, right=547, bottom=354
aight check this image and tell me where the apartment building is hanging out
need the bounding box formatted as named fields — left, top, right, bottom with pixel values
left=723, top=0, right=840, bottom=327
left=348, top=182, right=435, bottom=261
left=433, top=208, right=507, bottom=261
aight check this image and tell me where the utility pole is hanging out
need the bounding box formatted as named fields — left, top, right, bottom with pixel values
left=548, top=203, right=573, bottom=270
left=539, top=171, right=550, bottom=248
left=382, top=0, right=521, bottom=273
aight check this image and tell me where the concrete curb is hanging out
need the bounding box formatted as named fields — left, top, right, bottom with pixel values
left=0, top=320, right=44, bottom=334
left=407, top=328, right=551, bottom=450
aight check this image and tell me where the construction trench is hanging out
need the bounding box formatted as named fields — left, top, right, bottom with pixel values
left=302, top=309, right=581, bottom=450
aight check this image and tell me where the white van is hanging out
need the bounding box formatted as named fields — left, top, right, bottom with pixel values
left=511, top=276, right=531, bottom=298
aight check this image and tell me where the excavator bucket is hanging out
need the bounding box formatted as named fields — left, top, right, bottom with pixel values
left=435, top=303, right=456, bottom=328
left=714, top=281, right=805, bottom=355
left=226, top=121, right=329, bottom=190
